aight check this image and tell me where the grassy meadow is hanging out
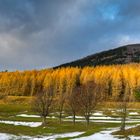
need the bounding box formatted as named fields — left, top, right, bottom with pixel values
left=0, top=96, right=139, bottom=139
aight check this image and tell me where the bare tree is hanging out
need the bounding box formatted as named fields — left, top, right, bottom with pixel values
left=58, top=93, right=66, bottom=123
left=117, top=71, right=130, bottom=131
left=118, top=95, right=130, bottom=131
left=67, top=86, right=80, bottom=124
left=32, top=84, right=54, bottom=126
left=79, top=81, right=101, bottom=126
left=56, top=76, right=67, bottom=124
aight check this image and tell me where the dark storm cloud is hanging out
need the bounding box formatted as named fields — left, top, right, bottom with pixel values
left=0, top=0, right=140, bottom=70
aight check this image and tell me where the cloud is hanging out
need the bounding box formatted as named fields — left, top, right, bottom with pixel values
left=0, top=0, right=140, bottom=70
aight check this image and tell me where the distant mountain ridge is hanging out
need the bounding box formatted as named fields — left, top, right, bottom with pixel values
left=55, top=44, right=140, bottom=68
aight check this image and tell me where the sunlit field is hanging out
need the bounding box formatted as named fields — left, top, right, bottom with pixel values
left=0, top=96, right=140, bottom=139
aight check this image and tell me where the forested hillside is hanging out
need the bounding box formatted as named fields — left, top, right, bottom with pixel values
left=0, top=64, right=140, bottom=101
left=55, top=44, right=140, bottom=68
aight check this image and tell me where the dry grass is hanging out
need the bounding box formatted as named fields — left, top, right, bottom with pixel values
left=0, top=96, right=32, bottom=105
left=98, top=102, right=140, bottom=109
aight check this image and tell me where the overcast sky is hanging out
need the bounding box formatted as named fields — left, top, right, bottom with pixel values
left=0, top=0, right=140, bottom=71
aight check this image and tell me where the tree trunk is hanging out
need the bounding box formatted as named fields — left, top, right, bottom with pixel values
left=59, top=103, right=64, bottom=124
left=42, top=116, right=47, bottom=126
left=87, top=117, right=90, bottom=126
left=59, top=112, right=62, bottom=124
left=121, top=117, right=126, bottom=131
left=120, top=103, right=127, bottom=131
left=86, top=115, right=90, bottom=126
left=73, top=113, right=76, bottom=125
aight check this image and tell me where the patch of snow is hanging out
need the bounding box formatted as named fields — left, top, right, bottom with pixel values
left=51, top=116, right=56, bottom=119
left=65, top=116, right=120, bottom=120
left=39, top=132, right=84, bottom=140
left=16, top=114, right=40, bottom=118
left=90, top=116, right=120, bottom=120
left=0, top=120, right=41, bottom=127
left=66, top=116, right=84, bottom=119
left=92, top=112, right=103, bottom=116
left=0, top=132, right=84, bottom=140
left=93, top=120, right=140, bottom=123
left=73, top=125, right=140, bottom=140
left=64, top=119, right=140, bottom=123
left=129, top=112, right=139, bottom=115
left=16, top=114, right=56, bottom=119
left=73, top=129, right=118, bottom=140
left=0, top=133, right=31, bottom=140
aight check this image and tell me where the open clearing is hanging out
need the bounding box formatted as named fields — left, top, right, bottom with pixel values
left=0, top=97, right=140, bottom=139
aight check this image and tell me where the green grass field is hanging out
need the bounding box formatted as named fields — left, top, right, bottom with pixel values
left=0, top=96, right=140, bottom=139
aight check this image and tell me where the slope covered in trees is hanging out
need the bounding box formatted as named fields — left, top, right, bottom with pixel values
left=0, top=64, right=140, bottom=101
left=55, top=44, right=140, bottom=68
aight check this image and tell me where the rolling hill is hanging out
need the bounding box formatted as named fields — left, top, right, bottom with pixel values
left=55, top=44, right=140, bottom=68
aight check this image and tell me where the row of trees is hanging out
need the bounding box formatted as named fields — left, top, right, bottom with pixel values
left=32, top=73, right=131, bottom=131
left=0, top=64, right=140, bottom=101
left=33, top=80, right=102, bottom=126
